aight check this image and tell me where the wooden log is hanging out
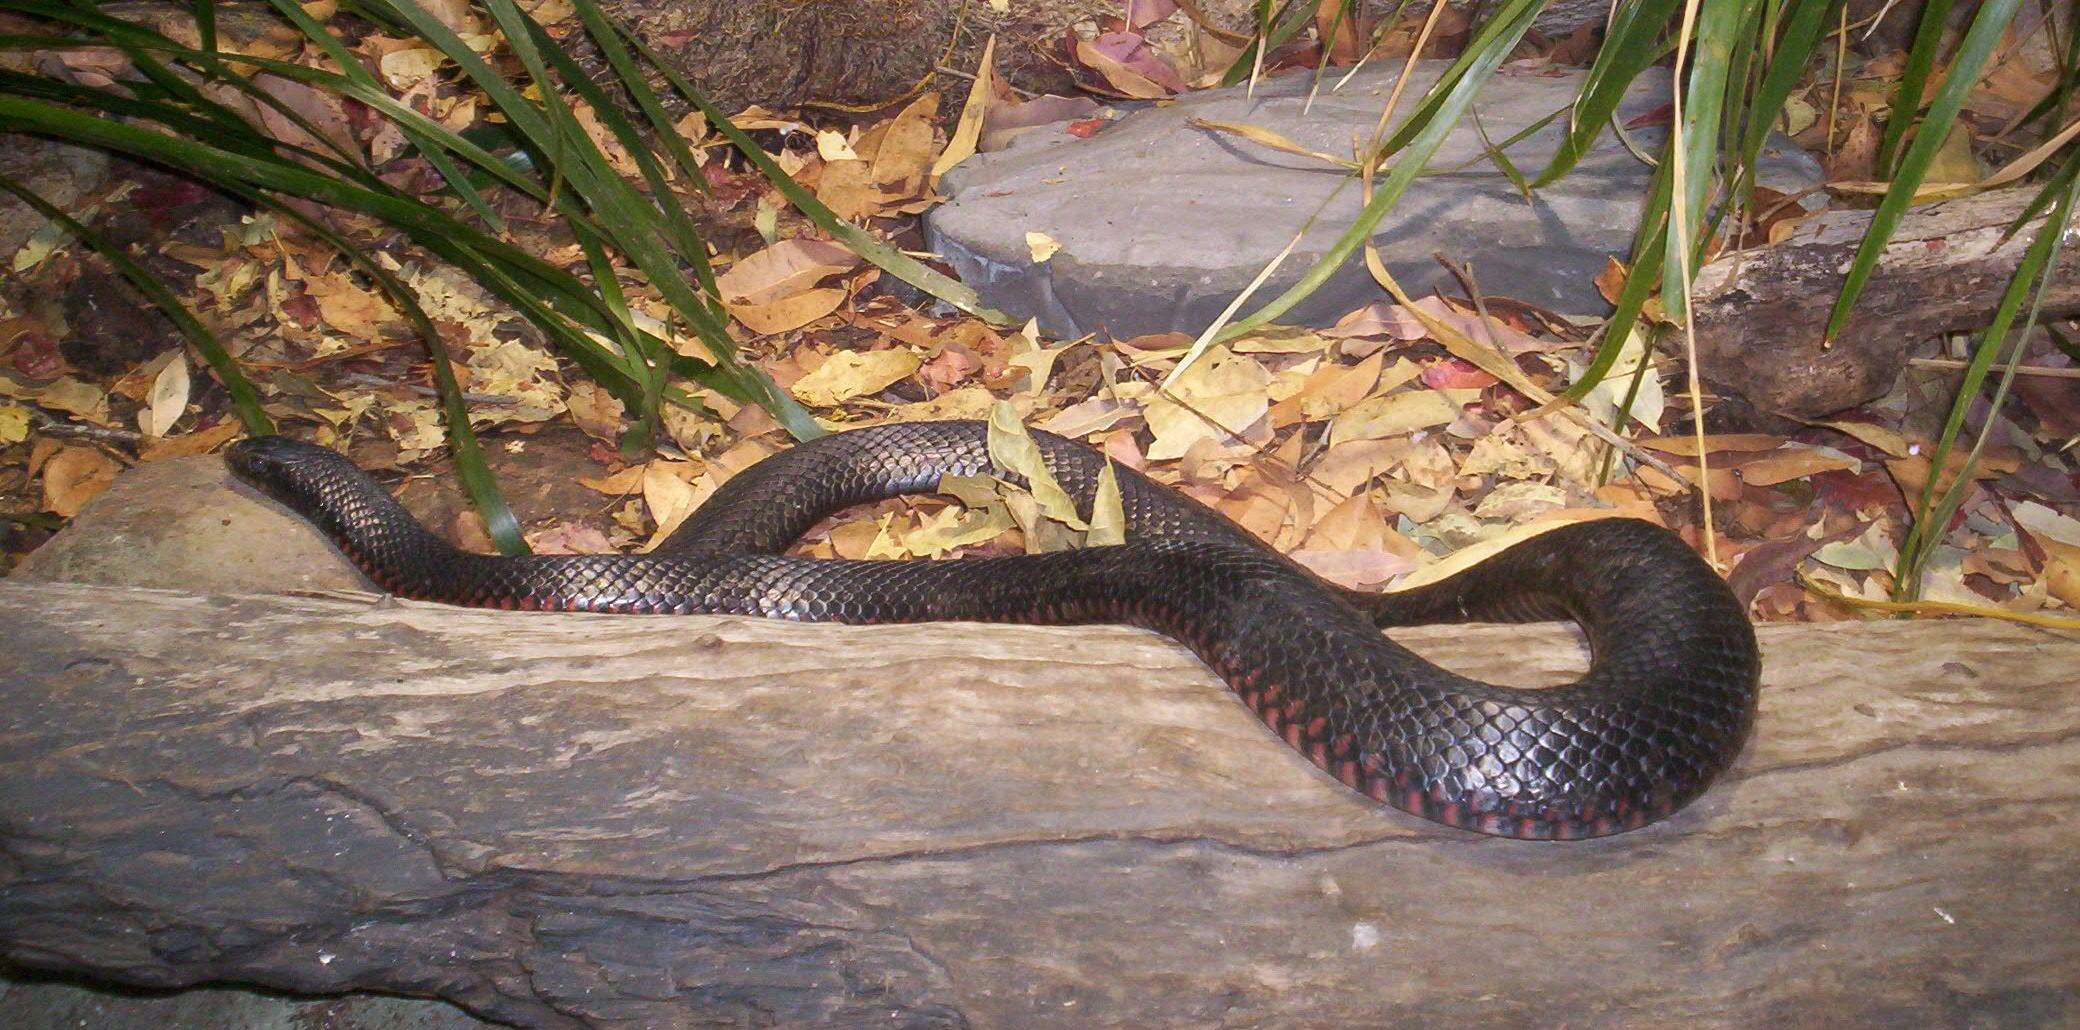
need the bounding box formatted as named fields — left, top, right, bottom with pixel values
left=0, top=580, right=2075, bottom=1027
left=1691, top=184, right=2080, bottom=418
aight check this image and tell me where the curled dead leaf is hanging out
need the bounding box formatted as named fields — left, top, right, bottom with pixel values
left=41, top=445, right=119, bottom=517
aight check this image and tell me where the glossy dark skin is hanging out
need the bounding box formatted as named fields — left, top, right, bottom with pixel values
left=228, top=421, right=1760, bottom=839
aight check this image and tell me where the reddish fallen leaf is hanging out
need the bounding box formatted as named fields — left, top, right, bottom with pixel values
left=1419, top=358, right=1498, bottom=391
left=9, top=332, right=65, bottom=380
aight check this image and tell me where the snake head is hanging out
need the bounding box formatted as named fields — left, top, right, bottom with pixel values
left=223, top=435, right=368, bottom=517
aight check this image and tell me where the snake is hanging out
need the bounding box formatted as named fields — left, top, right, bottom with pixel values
left=226, top=419, right=1760, bottom=840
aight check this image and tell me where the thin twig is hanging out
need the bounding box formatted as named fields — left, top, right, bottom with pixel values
left=335, top=372, right=522, bottom=406
left=1909, top=357, right=2080, bottom=378
left=25, top=406, right=144, bottom=446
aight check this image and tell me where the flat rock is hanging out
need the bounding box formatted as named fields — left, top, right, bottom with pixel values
left=9, top=454, right=366, bottom=593
left=926, top=61, right=1824, bottom=338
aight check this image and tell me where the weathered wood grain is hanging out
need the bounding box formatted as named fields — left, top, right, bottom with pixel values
left=1, top=580, right=2074, bottom=1027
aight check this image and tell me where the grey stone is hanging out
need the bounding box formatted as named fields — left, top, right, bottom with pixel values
left=9, top=455, right=369, bottom=593
left=925, top=60, right=1824, bottom=339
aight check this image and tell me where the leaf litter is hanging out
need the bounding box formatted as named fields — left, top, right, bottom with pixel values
left=0, top=0, right=2073, bottom=628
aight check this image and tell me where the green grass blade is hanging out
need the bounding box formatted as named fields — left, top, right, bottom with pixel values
left=1661, top=0, right=1757, bottom=323
left=1564, top=151, right=1674, bottom=401
left=1872, top=0, right=1957, bottom=176
left=1211, top=0, right=1546, bottom=342
left=1890, top=161, right=2079, bottom=600
left=1535, top=0, right=1681, bottom=187
left=1219, top=0, right=1315, bottom=88
left=0, top=170, right=274, bottom=436
left=255, top=0, right=511, bottom=231
left=238, top=188, right=529, bottom=554
left=1822, top=0, right=2021, bottom=343
left=560, top=0, right=707, bottom=195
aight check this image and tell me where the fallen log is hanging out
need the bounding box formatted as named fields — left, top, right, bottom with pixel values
left=1, top=577, right=2075, bottom=1027
left=1692, top=184, right=2080, bottom=418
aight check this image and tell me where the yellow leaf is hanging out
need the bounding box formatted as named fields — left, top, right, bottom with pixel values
left=0, top=403, right=28, bottom=444
left=789, top=348, right=922, bottom=406
left=816, top=129, right=860, bottom=161
left=932, top=35, right=996, bottom=179
left=640, top=461, right=706, bottom=550
left=377, top=47, right=445, bottom=89
left=904, top=504, right=1016, bottom=557
left=1187, top=117, right=1357, bottom=169
left=1026, top=230, right=1062, bottom=263
left=1328, top=389, right=1458, bottom=445
left=1920, top=123, right=1985, bottom=193
left=1143, top=346, right=1269, bottom=460
left=986, top=401, right=1087, bottom=530
left=1087, top=460, right=1126, bottom=546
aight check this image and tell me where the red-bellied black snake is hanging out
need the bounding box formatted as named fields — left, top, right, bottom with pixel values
left=227, top=420, right=1760, bottom=839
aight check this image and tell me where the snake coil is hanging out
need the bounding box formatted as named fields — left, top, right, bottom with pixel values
left=228, top=420, right=1759, bottom=839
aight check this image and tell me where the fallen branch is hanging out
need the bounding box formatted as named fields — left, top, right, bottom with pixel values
left=0, top=580, right=2074, bottom=1027
left=1691, top=184, right=2080, bottom=417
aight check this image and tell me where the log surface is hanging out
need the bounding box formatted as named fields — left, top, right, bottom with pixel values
left=1692, top=184, right=2080, bottom=417
left=1, top=580, right=2075, bottom=1027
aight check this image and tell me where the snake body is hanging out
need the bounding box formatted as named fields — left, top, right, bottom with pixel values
left=227, top=420, right=1760, bottom=839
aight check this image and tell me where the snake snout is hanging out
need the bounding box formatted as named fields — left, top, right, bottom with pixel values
left=224, top=436, right=344, bottom=506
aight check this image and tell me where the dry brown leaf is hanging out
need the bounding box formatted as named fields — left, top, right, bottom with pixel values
left=1734, top=446, right=1861, bottom=487
left=565, top=381, right=628, bottom=442
left=137, top=419, right=241, bottom=462
left=41, top=445, right=117, bottom=516
left=640, top=461, right=708, bottom=549
left=1636, top=433, right=1785, bottom=456
left=1884, top=447, right=2022, bottom=500
left=869, top=92, right=941, bottom=196
left=579, top=465, right=646, bottom=496
left=815, top=159, right=880, bottom=220
left=33, top=377, right=110, bottom=424
left=789, top=348, right=921, bottom=406
left=1822, top=419, right=1912, bottom=457
left=1075, top=38, right=1173, bottom=98
left=716, top=238, right=859, bottom=305
left=307, top=271, right=393, bottom=337
left=1305, top=438, right=1408, bottom=498
left=729, top=287, right=847, bottom=336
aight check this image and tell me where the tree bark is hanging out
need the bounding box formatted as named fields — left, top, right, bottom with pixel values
left=1692, top=184, right=2080, bottom=418
left=0, top=580, right=2074, bottom=1027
